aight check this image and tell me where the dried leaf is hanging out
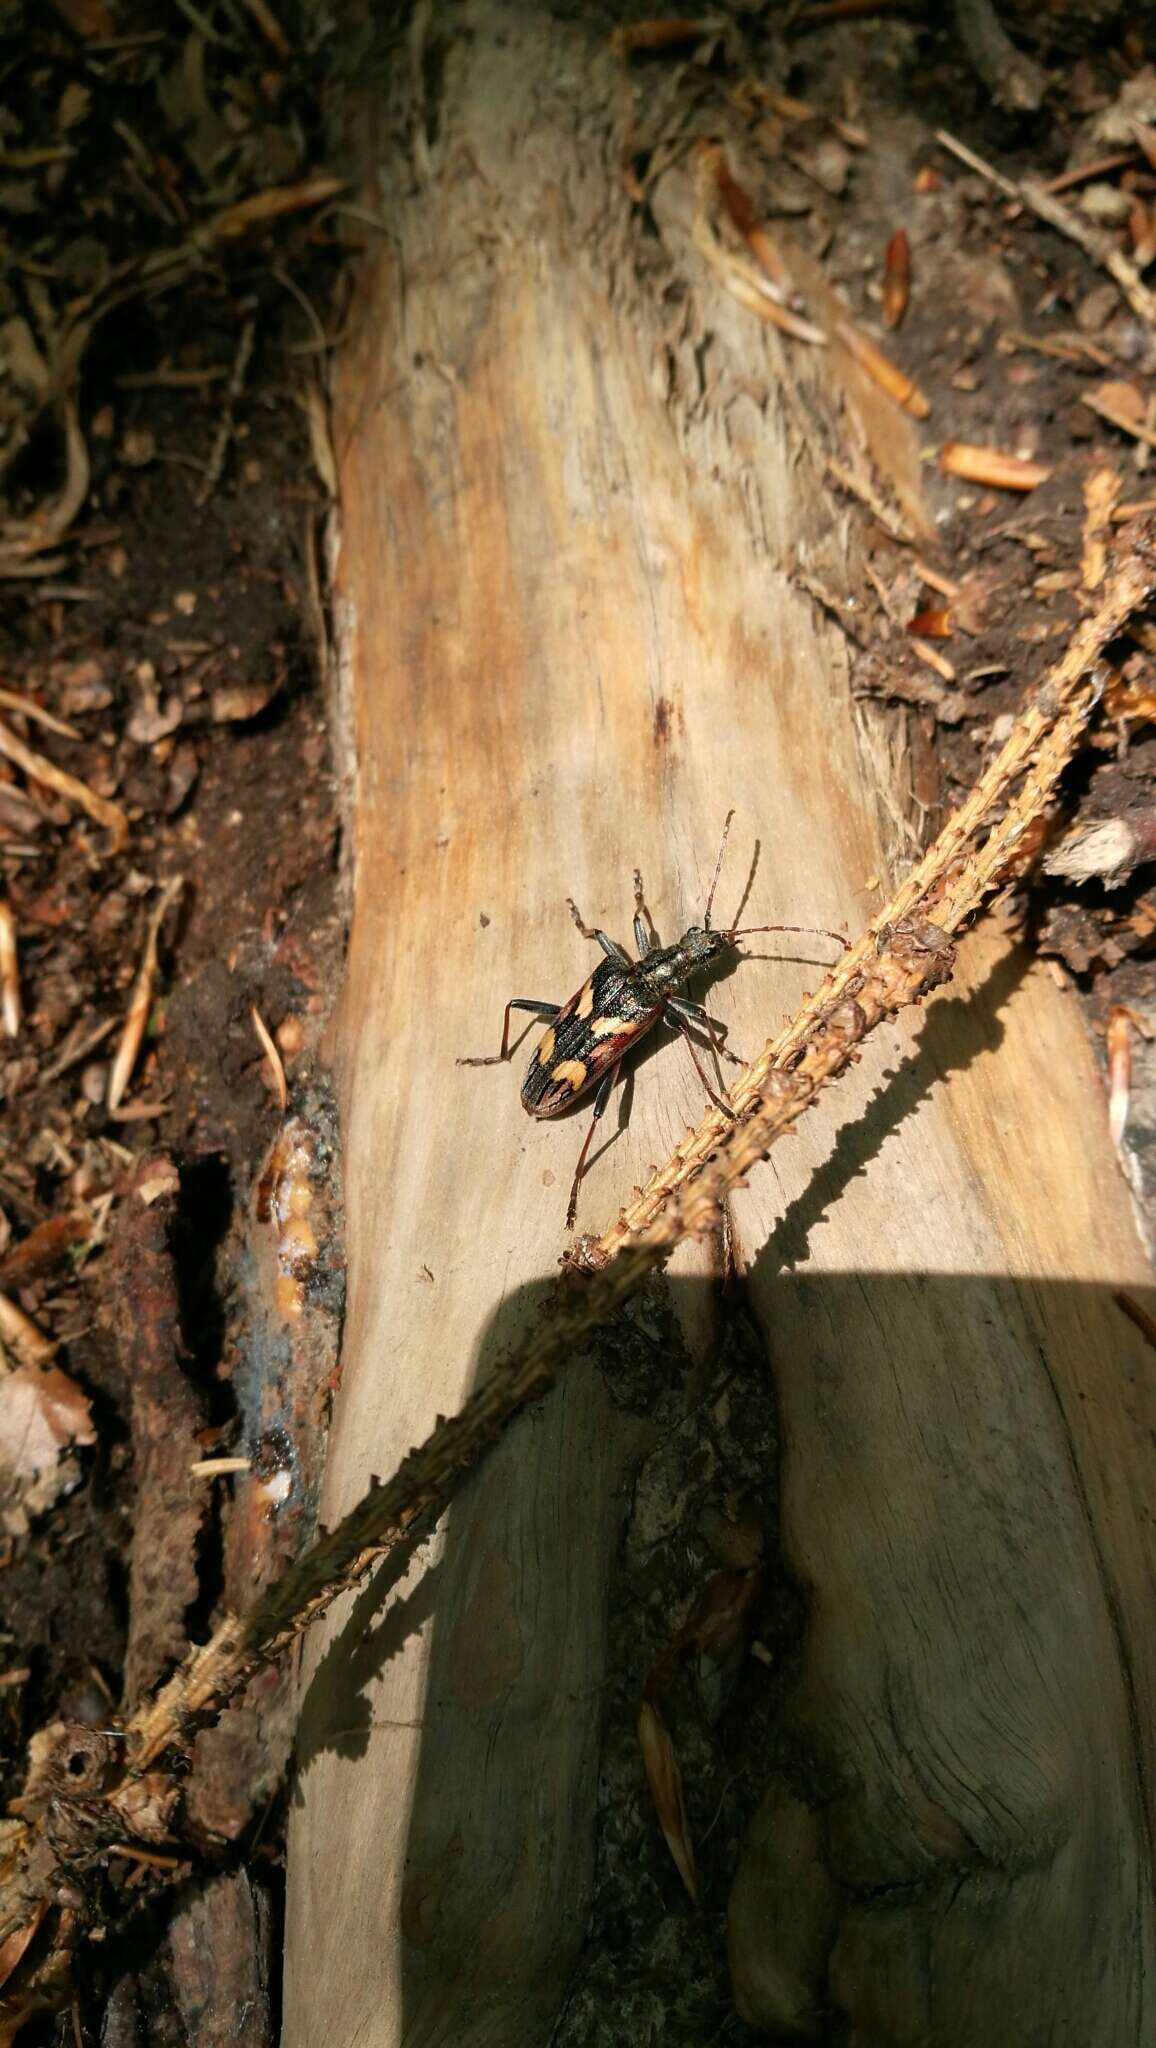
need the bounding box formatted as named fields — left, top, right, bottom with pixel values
left=610, top=16, right=724, bottom=55
left=882, top=226, right=910, bottom=329
left=638, top=1696, right=697, bottom=1899
left=47, top=0, right=114, bottom=33
left=56, top=82, right=91, bottom=131
left=1082, top=379, right=1156, bottom=450
left=683, top=1568, right=761, bottom=1661
left=0, top=1296, right=54, bottom=1371
left=0, top=1907, right=44, bottom=1995
left=939, top=442, right=1051, bottom=491
left=0, top=1351, right=94, bottom=1537
left=718, top=266, right=828, bottom=345
left=907, top=606, right=952, bottom=639
left=201, top=174, right=347, bottom=245
left=700, top=143, right=801, bottom=305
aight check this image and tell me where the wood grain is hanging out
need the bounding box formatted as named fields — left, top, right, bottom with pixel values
left=285, top=9, right=1155, bottom=2042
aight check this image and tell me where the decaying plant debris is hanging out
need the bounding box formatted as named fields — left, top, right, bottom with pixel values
left=5, top=1, right=1156, bottom=2039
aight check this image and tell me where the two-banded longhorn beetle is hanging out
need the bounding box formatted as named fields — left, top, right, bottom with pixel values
left=458, top=813, right=848, bottom=1229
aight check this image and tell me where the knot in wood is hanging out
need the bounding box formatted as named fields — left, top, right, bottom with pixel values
left=16, top=1723, right=120, bottom=1821
left=51, top=1726, right=117, bottom=1800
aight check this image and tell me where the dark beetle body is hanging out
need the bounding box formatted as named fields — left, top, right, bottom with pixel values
left=522, top=928, right=728, bottom=1117
left=458, top=816, right=847, bottom=1228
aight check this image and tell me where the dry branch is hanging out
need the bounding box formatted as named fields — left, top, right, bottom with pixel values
left=2, top=535, right=1150, bottom=1956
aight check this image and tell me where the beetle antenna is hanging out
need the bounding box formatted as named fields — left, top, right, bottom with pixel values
left=728, top=922, right=850, bottom=950
left=703, top=810, right=735, bottom=932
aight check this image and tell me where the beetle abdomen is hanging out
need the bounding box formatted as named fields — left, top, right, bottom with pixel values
left=522, top=959, right=658, bottom=1117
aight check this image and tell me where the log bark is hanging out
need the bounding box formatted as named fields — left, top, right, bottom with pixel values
left=284, top=8, right=1156, bottom=2043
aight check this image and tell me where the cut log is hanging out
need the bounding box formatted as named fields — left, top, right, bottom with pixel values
left=284, top=9, right=1156, bottom=2044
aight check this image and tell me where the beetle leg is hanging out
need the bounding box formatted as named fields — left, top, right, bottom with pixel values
left=633, top=868, right=658, bottom=958
left=566, top=1059, right=623, bottom=1228
left=666, top=996, right=746, bottom=1067
left=567, top=897, right=631, bottom=967
left=677, top=1022, right=737, bottom=1118
left=458, top=999, right=560, bottom=1066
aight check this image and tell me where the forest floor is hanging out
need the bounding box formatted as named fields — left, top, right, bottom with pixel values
left=2, top=3, right=1155, bottom=2042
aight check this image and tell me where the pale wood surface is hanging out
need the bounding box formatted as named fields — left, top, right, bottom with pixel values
left=284, top=10, right=1156, bottom=2043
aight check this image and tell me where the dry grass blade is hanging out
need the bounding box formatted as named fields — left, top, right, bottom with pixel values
left=699, top=143, right=801, bottom=306
left=200, top=174, right=348, bottom=245
left=238, top=0, right=288, bottom=56
left=834, top=318, right=930, bottom=417
left=909, top=635, right=955, bottom=681
left=0, top=721, right=128, bottom=854
left=251, top=1004, right=287, bottom=1111
left=0, top=902, right=19, bottom=1038
left=715, top=265, right=828, bottom=345
left=638, top=1696, right=697, bottom=1899
left=106, top=878, right=184, bottom=1112
left=0, top=693, right=81, bottom=741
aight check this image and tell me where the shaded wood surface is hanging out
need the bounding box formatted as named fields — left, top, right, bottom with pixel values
left=285, top=9, right=1156, bottom=2043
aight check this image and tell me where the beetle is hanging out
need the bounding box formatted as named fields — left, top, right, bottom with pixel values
left=458, top=813, right=847, bottom=1229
